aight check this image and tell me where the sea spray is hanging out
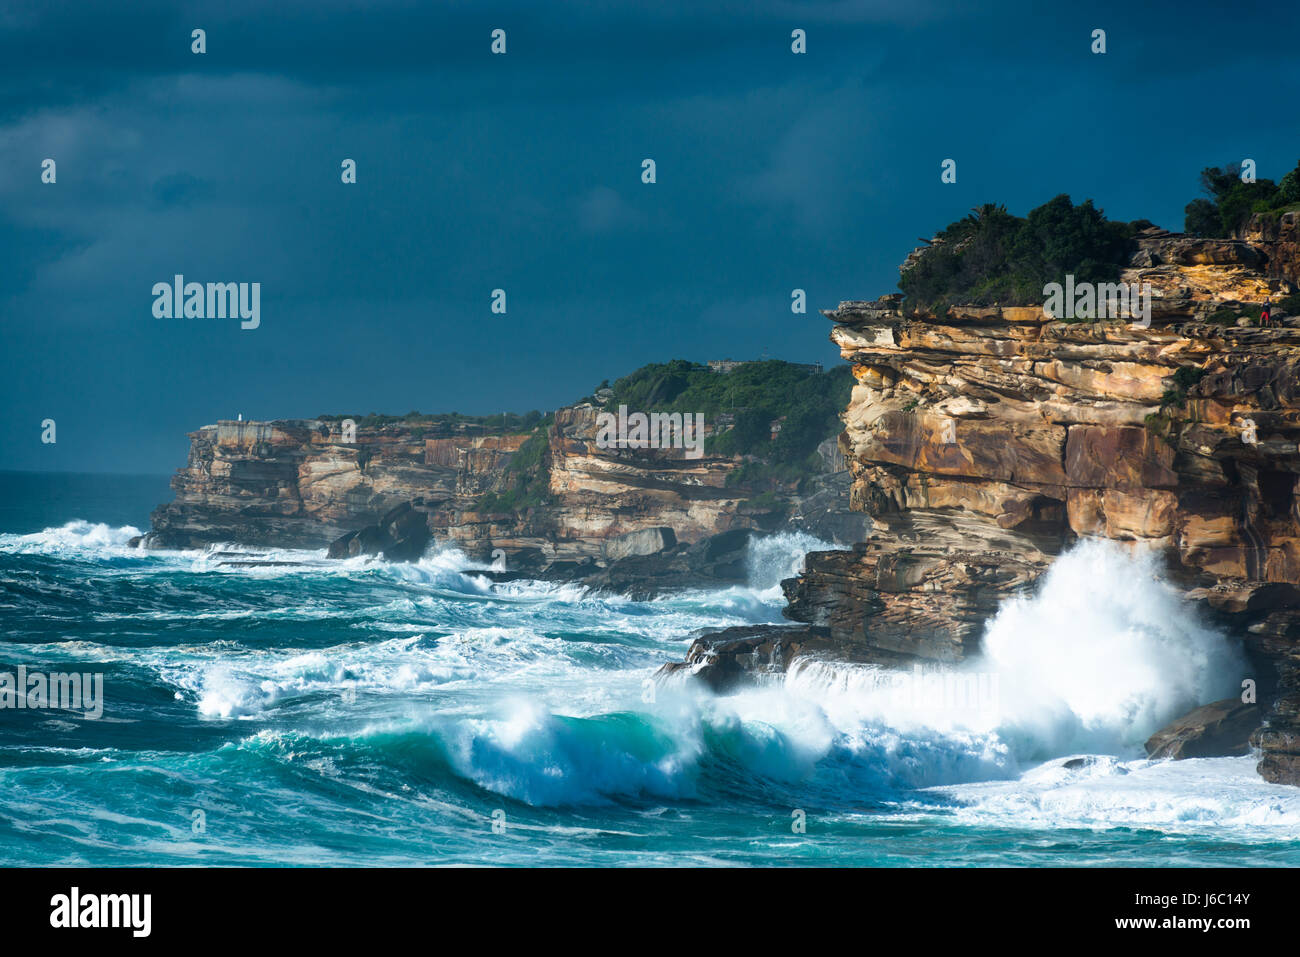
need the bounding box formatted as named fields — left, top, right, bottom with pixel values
left=0, top=519, right=144, bottom=556
left=745, top=531, right=839, bottom=596
left=781, top=538, right=1247, bottom=773
left=4, top=510, right=1291, bottom=863
left=975, top=538, right=1245, bottom=758
left=190, top=535, right=1245, bottom=798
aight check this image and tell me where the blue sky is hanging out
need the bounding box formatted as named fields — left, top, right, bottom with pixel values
left=3, top=0, right=1300, bottom=473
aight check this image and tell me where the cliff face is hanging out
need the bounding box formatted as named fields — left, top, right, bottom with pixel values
left=147, top=406, right=864, bottom=574
left=777, top=227, right=1300, bottom=783
left=441, top=405, right=768, bottom=568
left=1241, top=210, right=1300, bottom=287
left=149, top=419, right=470, bottom=550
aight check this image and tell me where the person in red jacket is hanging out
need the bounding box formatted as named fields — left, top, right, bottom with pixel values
left=1261, top=300, right=1272, bottom=327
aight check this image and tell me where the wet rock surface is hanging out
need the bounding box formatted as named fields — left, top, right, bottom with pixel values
left=655, top=624, right=839, bottom=693
left=1145, top=698, right=1261, bottom=760
left=326, top=501, right=432, bottom=562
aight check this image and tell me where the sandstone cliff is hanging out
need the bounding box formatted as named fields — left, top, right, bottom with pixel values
left=146, top=404, right=865, bottom=588
left=149, top=419, right=446, bottom=550
left=774, top=226, right=1300, bottom=784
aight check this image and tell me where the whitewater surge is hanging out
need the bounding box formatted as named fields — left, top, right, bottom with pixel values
left=745, top=530, right=830, bottom=597
left=772, top=540, right=1249, bottom=786
left=2, top=516, right=1293, bottom=864
left=976, top=539, right=1245, bottom=757
left=917, top=754, right=1300, bottom=838
left=0, top=519, right=145, bottom=557
left=382, top=536, right=1252, bottom=812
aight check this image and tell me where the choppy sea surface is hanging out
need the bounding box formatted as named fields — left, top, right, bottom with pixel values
left=1, top=470, right=1298, bottom=866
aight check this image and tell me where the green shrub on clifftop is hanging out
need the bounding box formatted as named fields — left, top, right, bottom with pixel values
left=1184, top=160, right=1300, bottom=237
left=899, top=196, right=1137, bottom=312
left=602, top=359, right=853, bottom=475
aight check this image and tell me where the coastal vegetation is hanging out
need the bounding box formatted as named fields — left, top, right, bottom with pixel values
left=900, top=161, right=1300, bottom=317
left=474, top=415, right=554, bottom=513
left=601, top=358, right=853, bottom=465
left=1184, top=160, right=1300, bottom=238
left=898, top=195, right=1140, bottom=313
left=476, top=360, right=855, bottom=512
left=317, top=410, right=546, bottom=434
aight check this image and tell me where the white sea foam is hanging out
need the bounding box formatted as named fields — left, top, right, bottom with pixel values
left=744, top=530, right=838, bottom=598
left=22, top=518, right=1265, bottom=821
left=0, top=520, right=144, bottom=557
left=976, top=538, right=1245, bottom=756
left=422, top=539, right=1255, bottom=805
left=767, top=539, right=1250, bottom=778
left=929, top=755, right=1300, bottom=834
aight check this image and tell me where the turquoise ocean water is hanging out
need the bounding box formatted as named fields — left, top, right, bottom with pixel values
left=1, top=470, right=1298, bottom=866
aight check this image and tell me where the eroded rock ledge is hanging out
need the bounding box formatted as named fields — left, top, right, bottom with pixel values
left=143, top=410, right=867, bottom=597
left=669, top=225, right=1300, bottom=785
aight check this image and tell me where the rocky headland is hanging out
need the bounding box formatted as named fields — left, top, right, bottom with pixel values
left=142, top=200, right=1300, bottom=785
left=141, top=364, right=867, bottom=598
left=663, top=211, right=1300, bottom=786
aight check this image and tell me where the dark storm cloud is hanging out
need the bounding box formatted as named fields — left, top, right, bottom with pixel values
left=2, top=0, right=1300, bottom=473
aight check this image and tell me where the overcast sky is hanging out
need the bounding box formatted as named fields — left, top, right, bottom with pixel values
left=3, top=0, right=1299, bottom=473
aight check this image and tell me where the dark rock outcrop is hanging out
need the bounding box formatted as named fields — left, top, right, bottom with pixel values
left=1145, top=698, right=1261, bottom=760
left=576, top=528, right=757, bottom=599
left=656, top=624, right=838, bottom=693
left=327, top=501, right=432, bottom=562
left=1240, top=210, right=1300, bottom=287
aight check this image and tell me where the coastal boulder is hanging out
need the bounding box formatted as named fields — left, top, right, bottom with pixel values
left=380, top=502, right=433, bottom=561
left=1144, top=698, right=1260, bottom=760
left=578, top=528, right=758, bottom=598
left=603, top=526, right=677, bottom=562
left=656, top=624, right=839, bottom=693
left=326, top=501, right=432, bottom=562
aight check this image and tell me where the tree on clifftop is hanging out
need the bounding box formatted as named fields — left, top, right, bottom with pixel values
left=898, top=195, right=1136, bottom=312
left=1183, top=160, right=1300, bottom=238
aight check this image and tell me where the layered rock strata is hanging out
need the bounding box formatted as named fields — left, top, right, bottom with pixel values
left=146, top=409, right=866, bottom=593
left=671, top=227, right=1300, bottom=784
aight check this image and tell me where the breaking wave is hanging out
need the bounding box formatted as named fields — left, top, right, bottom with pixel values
left=1, top=514, right=1286, bottom=864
